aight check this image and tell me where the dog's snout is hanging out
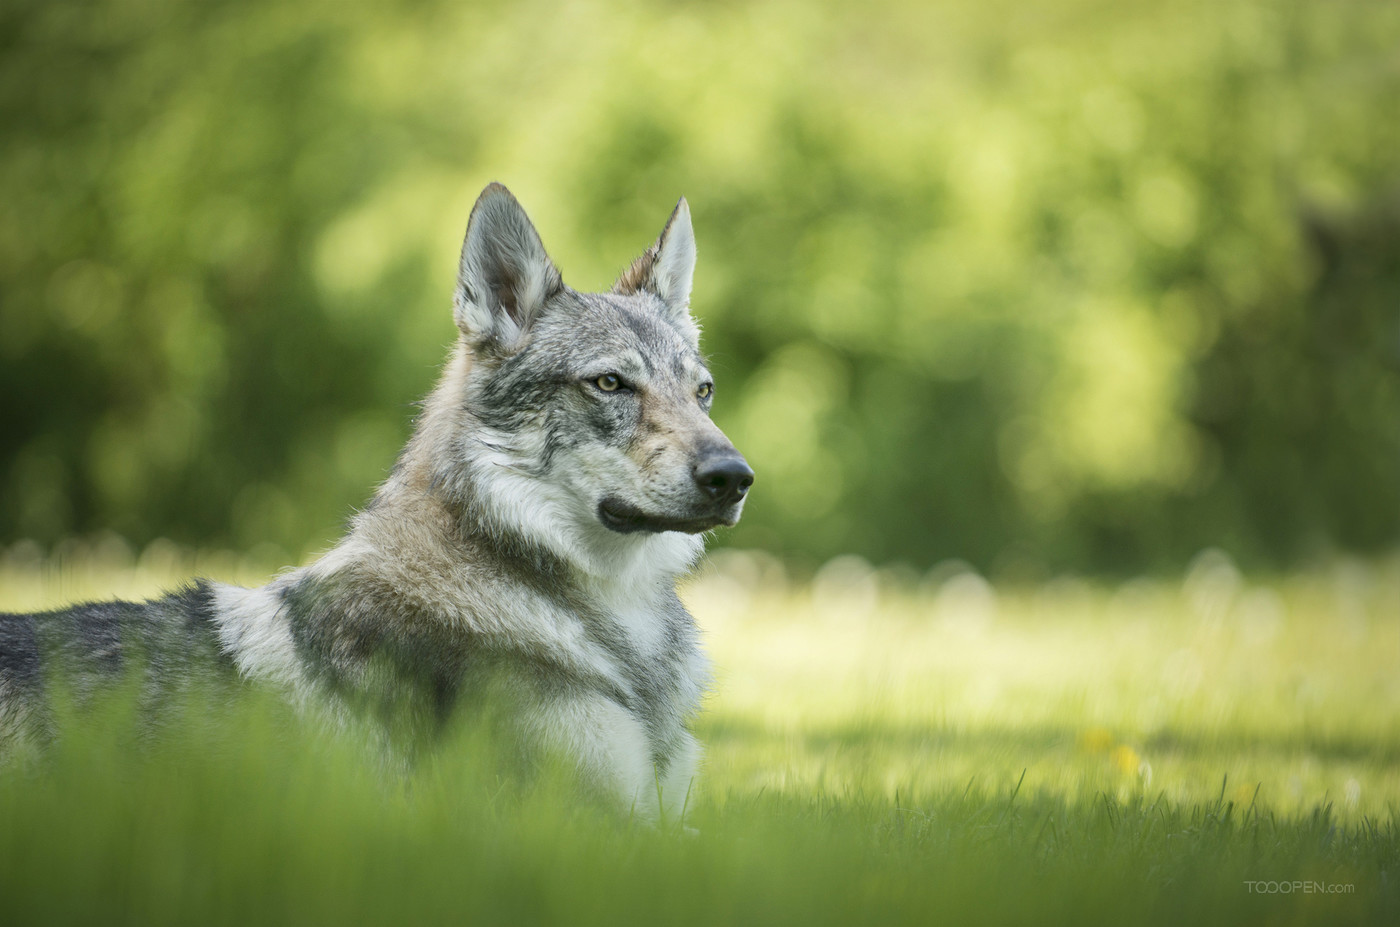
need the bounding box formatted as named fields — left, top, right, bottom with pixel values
left=693, top=454, right=754, bottom=506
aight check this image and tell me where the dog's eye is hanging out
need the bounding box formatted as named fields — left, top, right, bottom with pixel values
left=696, top=383, right=713, bottom=401
left=595, top=374, right=623, bottom=392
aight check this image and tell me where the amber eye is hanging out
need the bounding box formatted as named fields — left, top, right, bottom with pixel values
left=697, top=383, right=713, bottom=400
left=596, top=373, right=622, bottom=392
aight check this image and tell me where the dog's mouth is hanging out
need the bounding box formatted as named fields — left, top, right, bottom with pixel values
left=596, top=497, right=740, bottom=535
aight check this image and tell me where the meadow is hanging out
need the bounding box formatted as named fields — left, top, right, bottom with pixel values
left=0, top=539, right=1396, bottom=925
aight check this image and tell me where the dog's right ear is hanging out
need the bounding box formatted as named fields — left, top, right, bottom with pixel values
left=454, top=184, right=563, bottom=351
left=613, top=198, right=697, bottom=333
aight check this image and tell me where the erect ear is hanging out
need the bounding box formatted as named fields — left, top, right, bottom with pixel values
left=612, top=197, right=697, bottom=327
left=453, top=183, right=563, bottom=350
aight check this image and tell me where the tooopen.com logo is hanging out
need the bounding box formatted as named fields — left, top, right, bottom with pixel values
left=1243, top=881, right=1355, bottom=895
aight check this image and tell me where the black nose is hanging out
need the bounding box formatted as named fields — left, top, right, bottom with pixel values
left=694, top=455, right=754, bottom=506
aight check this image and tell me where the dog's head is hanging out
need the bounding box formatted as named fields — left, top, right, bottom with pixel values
left=449, top=184, right=752, bottom=545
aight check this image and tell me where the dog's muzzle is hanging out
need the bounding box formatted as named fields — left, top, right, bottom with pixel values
left=596, top=450, right=754, bottom=535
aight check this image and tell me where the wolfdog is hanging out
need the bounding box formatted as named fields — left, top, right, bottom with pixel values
left=0, top=184, right=753, bottom=819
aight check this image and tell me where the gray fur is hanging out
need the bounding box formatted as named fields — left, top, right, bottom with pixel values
left=0, top=185, right=752, bottom=820
left=0, top=583, right=236, bottom=749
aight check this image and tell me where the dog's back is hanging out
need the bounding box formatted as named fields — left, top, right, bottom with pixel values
left=0, top=584, right=236, bottom=750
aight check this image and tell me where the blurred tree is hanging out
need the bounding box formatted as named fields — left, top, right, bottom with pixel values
left=1, top=0, right=1397, bottom=574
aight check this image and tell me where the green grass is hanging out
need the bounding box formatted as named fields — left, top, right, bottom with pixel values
left=1, top=541, right=1397, bottom=925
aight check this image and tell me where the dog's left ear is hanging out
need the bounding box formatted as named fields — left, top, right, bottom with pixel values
left=455, top=183, right=564, bottom=352
left=613, top=198, right=697, bottom=330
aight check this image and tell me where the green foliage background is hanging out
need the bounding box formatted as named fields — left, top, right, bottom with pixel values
left=2, top=0, right=1398, bottom=574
